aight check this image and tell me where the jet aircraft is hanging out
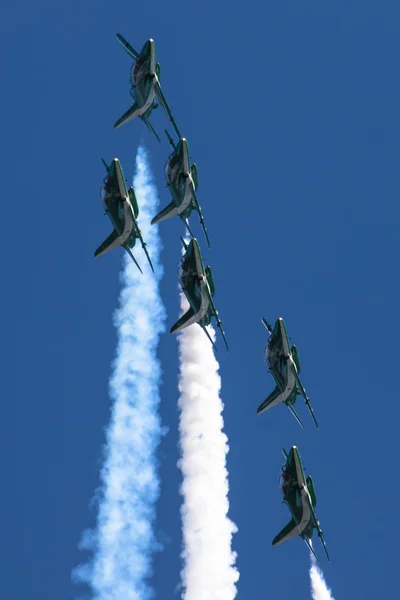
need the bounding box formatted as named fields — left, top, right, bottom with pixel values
left=94, top=157, right=154, bottom=273
left=170, top=238, right=228, bottom=350
left=272, top=446, right=330, bottom=562
left=114, top=35, right=181, bottom=141
left=256, top=317, right=318, bottom=429
left=151, top=130, right=210, bottom=247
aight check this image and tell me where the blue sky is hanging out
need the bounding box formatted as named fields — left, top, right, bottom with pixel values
left=1, top=1, right=399, bottom=598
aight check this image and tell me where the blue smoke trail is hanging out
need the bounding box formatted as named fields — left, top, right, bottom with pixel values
left=73, top=147, right=166, bottom=600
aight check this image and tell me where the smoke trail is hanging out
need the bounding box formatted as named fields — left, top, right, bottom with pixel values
left=73, top=147, right=166, bottom=600
left=177, top=294, right=239, bottom=600
left=309, top=552, right=335, bottom=600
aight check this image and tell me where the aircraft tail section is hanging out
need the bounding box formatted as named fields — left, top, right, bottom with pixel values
left=170, top=306, right=197, bottom=334
left=94, top=229, right=121, bottom=258
left=114, top=102, right=140, bottom=129
left=151, top=200, right=180, bottom=224
left=141, top=115, right=160, bottom=142
left=257, top=386, right=281, bottom=415
left=272, top=518, right=298, bottom=546
left=116, top=34, right=139, bottom=60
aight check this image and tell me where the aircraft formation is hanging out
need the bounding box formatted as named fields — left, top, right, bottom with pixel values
left=96, top=34, right=227, bottom=351
left=95, top=34, right=330, bottom=565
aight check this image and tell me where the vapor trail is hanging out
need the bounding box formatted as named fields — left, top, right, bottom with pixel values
left=309, top=551, right=335, bottom=600
left=73, top=147, right=165, bottom=600
left=177, top=295, right=239, bottom=600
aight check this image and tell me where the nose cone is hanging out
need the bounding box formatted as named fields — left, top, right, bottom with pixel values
left=144, top=38, right=155, bottom=56
left=287, top=445, right=299, bottom=463
left=187, top=237, right=198, bottom=256
left=277, top=316, right=289, bottom=338
left=108, top=157, right=118, bottom=175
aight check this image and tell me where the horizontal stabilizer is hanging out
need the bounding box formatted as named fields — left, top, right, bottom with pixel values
left=94, top=229, right=121, bottom=258
left=272, top=518, right=298, bottom=546
left=286, top=402, right=305, bottom=429
left=142, top=115, right=160, bottom=142
left=261, top=317, right=273, bottom=332
left=116, top=33, right=139, bottom=59
left=257, top=386, right=281, bottom=415
left=151, top=200, right=180, bottom=224
left=170, top=306, right=196, bottom=334
left=114, top=103, right=140, bottom=129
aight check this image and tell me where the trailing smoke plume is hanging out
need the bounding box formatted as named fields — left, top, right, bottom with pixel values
left=309, top=551, right=335, bottom=600
left=177, top=294, right=239, bottom=600
left=73, top=147, right=165, bottom=600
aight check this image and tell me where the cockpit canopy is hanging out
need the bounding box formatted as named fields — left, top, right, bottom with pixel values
left=101, top=176, right=116, bottom=207
left=179, top=254, right=193, bottom=288
left=165, top=151, right=181, bottom=183
left=132, top=51, right=148, bottom=84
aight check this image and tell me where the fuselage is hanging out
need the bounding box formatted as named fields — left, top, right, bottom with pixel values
left=130, top=39, right=158, bottom=117
left=180, top=239, right=211, bottom=328
left=266, top=318, right=297, bottom=408
left=279, top=447, right=313, bottom=542
left=165, top=138, right=195, bottom=218
left=103, top=159, right=136, bottom=248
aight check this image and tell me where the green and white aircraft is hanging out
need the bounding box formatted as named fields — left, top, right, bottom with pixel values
left=273, top=446, right=330, bottom=562
left=256, top=317, right=318, bottom=429
left=94, top=158, right=154, bottom=273
left=114, top=35, right=180, bottom=141
left=151, top=130, right=210, bottom=247
left=170, top=238, right=228, bottom=350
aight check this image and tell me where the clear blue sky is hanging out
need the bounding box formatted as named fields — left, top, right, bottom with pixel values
left=1, top=1, right=399, bottom=598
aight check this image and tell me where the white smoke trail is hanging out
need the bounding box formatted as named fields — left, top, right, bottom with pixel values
left=309, top=552, right=334, bottom=600
left=177, top=294, right=239, bottom=600
left=73, top=147, right=166, bottom=600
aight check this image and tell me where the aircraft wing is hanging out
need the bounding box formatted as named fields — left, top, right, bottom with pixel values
left=207, top=293, right=228, bottom=350
left=192, top=189, right=211, bottom=248
left=170, top=306, right=196, bottom=334
left=292, top=368, right=319, bottom=429
left=307, top=501, right=331, bottom=561
left=116, top=33, right=139, bottom=59
left=94, top=229, right=122, bottom=258
left=114, top=102, right=140, bottom=129
left=257, top=386, right=282, bottom=415
left=154, top=82, right=181, bottom=139
left=151, top=200, right=181, bottom=224
left=272, top=518, right=299, bottom=546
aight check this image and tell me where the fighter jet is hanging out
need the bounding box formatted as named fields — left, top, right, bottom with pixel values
left=151, top=130, right=210, bottom=247
left=114, top=35, right=180, bottom=141
left=273, top=446, right=330, bottom=562
left=170, top=238, right=228, bottom=350
left=94, top=157, right=154, bottom=273
left=256, top=317, right=318, bottom=429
